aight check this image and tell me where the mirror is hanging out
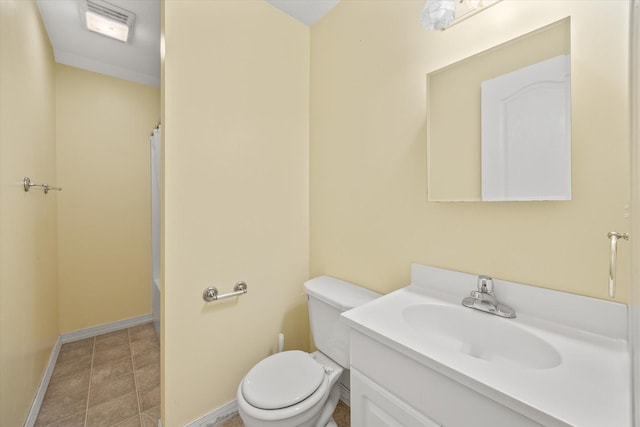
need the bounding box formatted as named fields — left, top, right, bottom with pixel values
left=427, top=18, right=571, bottom=202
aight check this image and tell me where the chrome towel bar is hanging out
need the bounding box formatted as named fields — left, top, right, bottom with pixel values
left=23, top=177, right=62, bottom=194
left=203, top=281, right=247, bottom=302
left=607, top=231, right=629, bottom=298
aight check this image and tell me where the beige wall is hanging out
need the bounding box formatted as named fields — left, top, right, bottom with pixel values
left=162, top=1, right=310, bottom=425
left=310, top=1, right=631, bottom=301
left=0, top=1, right=59, bottom=425
left=56, top=64, right=160, bottom=333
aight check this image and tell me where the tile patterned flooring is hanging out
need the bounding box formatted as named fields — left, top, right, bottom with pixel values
left=218, top=401, right=351, bottom=427
left=36, top=322, right=350, bottom=427
left=35, top=323, right=160, bottom=427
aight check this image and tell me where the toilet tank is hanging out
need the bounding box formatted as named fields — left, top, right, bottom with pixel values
left=304, top=276, right=380, bottom=368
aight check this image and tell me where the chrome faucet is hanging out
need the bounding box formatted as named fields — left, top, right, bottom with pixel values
left=462, top=275, right=516, bottom=318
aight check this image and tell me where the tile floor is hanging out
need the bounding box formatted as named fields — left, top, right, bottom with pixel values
left=217, top=401, right=351, bottom=427
left=35, top=323, right=160, bottom=427
left=35, top=322, right=350, bottom=427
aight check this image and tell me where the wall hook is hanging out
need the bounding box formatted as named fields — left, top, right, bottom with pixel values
left=607, top=231, right=629, bottom=298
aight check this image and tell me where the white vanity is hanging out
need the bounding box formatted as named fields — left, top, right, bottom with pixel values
left=341, top=264, right=631, bottom=427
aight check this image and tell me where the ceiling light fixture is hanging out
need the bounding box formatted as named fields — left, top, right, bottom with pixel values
left=421, top=0, right=502, bottom=31
left=80, top=0, right=135, bottom=43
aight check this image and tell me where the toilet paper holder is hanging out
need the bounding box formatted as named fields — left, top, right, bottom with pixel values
left=203, top=281, right=248, bottom=302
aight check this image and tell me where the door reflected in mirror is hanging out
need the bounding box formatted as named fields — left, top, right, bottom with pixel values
left=427, top=18, right=571, bottom=202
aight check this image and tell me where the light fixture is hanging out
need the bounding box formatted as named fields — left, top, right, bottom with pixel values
left=421, top=0, right=502, bottom=31
left=421, top=0, right=455, bottom=31
left=466, top=0, right=483, bottom=9
left=80, top=0, right=135, bottom=43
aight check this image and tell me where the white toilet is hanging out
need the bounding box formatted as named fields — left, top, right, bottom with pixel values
left=237, top=276, right=380, bottom=427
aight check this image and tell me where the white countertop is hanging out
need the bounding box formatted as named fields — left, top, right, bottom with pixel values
left=342, top=264, right=631, bottom=427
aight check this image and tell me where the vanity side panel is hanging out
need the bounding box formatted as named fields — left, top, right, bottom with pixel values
left=350, top=331, right=557, bottom=427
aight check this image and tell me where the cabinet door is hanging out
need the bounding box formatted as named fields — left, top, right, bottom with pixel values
left=351, top=369, right=441, bottom=427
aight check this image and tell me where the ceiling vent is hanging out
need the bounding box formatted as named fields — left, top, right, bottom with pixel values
left=80, top=0, right=135, bottom=43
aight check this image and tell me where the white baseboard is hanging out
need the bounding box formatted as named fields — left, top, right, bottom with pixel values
left=24, top=336, right=62, bottom=427
left=339, top=383, right=350, bottom=407
left=61, top=314, right=152, bottom=343
left=25, top=314, right=152, bottom=426
left=185, top=400, right=239, bottom=427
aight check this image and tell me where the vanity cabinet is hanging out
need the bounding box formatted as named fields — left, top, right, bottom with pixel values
left=349, top=330, right=545, bottom=427
left=343, top=264, right=630, bottom=426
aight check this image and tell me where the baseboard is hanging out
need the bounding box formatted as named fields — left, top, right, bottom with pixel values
left=61, top=314, right=152, bottom=343
left=339, top=383, right=351, bottom=407
left=24, top=336, right=62, bottom=427
left=184, top=400, right=239, bottom=427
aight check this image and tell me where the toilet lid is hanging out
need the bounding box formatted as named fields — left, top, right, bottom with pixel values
left=241, top=350, right=325, bottom=410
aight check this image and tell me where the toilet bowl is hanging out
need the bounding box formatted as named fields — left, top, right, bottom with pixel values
left=237, top=276, right=380, bottom=427
left=237, top=351, right=342, bottom=427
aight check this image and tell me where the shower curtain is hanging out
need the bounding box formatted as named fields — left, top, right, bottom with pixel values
left=150, top=127, right=161, bottom=337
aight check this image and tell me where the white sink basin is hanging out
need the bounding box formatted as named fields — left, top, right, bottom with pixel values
left=402, top=304, right=562, bottom=370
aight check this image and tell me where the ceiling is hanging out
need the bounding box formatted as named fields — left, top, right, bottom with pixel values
left=265, top=0, right=340, bottom=26
left=36, top=0, right=340, bottom=89
left=36, top=0, right=162, bottom=87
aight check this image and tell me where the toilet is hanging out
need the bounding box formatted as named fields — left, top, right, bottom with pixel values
left=237, top=276, right=380, bottom=427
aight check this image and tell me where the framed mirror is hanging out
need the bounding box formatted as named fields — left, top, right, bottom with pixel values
left=427, top=18, right=571, bottom=202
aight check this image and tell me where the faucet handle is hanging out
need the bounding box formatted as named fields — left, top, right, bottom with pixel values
left=477, top=275, right=493, bottom=294
left=469, top=290, right=482, bottom=299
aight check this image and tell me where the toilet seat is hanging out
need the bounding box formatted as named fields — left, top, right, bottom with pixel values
left=241, top=350, right=326, bottom=410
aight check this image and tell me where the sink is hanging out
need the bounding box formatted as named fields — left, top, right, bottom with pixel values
left=402, top=304, right=561, bottom=370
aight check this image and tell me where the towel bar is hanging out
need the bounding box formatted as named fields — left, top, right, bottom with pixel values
left=23, top=177, right=62, bottom=194
left=203, top=281, right=247, bottom=302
